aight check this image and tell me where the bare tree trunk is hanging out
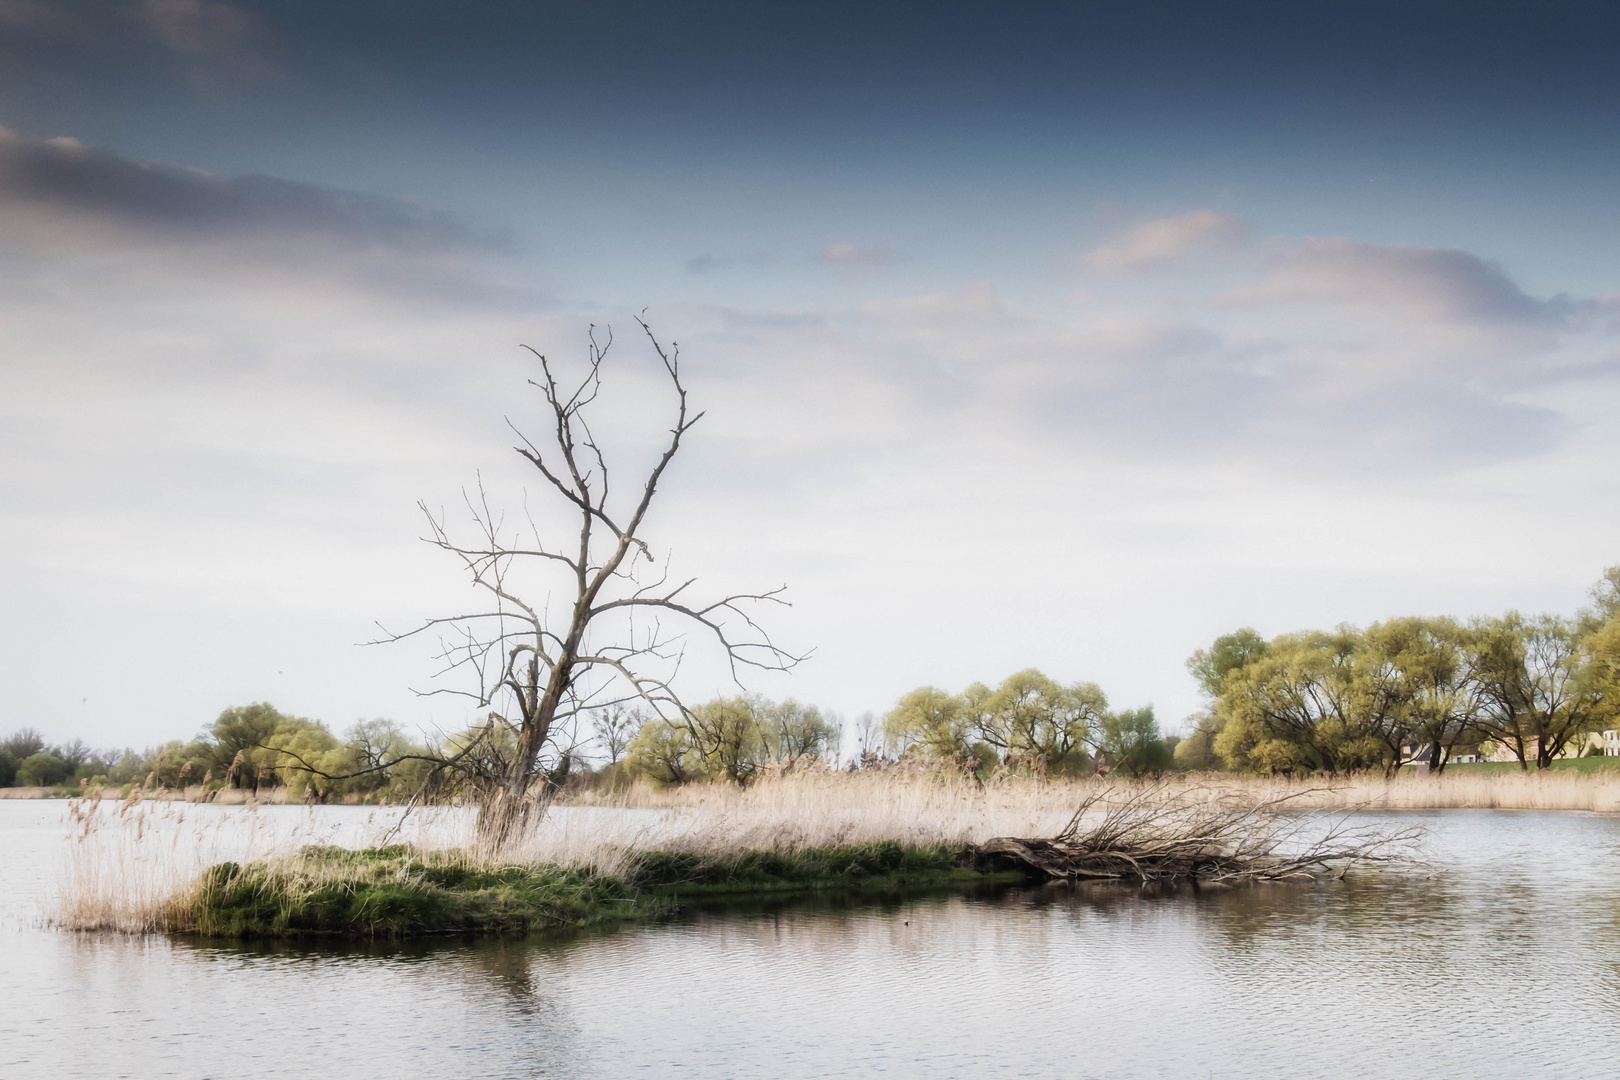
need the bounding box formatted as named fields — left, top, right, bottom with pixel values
left=365, top=321, right=801, bottom=852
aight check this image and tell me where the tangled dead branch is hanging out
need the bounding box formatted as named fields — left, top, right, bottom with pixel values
left=961, top=784, right=1418, bottom=885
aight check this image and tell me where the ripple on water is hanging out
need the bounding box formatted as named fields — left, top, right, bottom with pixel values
left=2, top=804, right=1619, bottom=1079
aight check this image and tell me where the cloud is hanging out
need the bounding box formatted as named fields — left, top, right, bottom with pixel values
left=0, top=125, right=543, bottom=314
left=863, top=281, right=1011, bottom=325
left=135, top=0, right=256, bottom=57
left=705, top=239, right=1608, bottom=472
left=814, top=242, right=897, bottom=268
left=0, top=1, right=278, bottom=88
left=1081, top=211, right=1248, bottom=276
left=1232, top=238, right=1566, bottom=325
left=685, top=254, right=727, bottom=274
left=0, top=124, right=478, bottom=251
left=685, top=251, right=775, bottom=275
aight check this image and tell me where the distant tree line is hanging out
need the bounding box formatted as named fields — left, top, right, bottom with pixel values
left=0, top=704, right=434, bottom=799
left=622, top=697, right=842, bottom=786
left=877, top=669, right=1170, bottom=778
left=613, top=672, right=1172, bottom=785
left=1175, top=566, right=1620, bottom=775
left=10, top=567, right=1616, bottom=793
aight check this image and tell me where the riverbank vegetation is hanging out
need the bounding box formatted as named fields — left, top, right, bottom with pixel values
left=174, top=841, right=989, bottom=938
left=56, top=771, right=1418, bottom=937
left=0, top=704, right=444, bottom=802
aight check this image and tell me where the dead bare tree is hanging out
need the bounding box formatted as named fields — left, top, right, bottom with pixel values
left=376, top=318, right=803, bottom=847
left=591, top=703, right=643, bottom=766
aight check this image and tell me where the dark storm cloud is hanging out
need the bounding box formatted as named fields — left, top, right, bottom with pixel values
left=0, top=125, right=477, bottom=250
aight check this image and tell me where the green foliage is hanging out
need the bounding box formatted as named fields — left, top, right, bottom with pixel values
left=883, top=686, right=969, bottom=760
left=1187, top=629, right=1270, bottom=699
left=976, top=669, right=1105, bottom=773
left=1172, top=711, right=1222, bottom=770
left=627, top=840, right=961, bottom=892
left=0, top=706, right=432, bottom=798
left=1470, top=611, right=1610, bottom=769
left=1100, top=706, right=1171, bottom=778
left=190, top=847, right=639, bottom=937
left=759, top=699, right=839, bottom=767
left=1216, top=628, right=1388, bottom=775
left=184, top=841, right=1000, bottom=938
left=884, top=670, right=1105, bottom=774
left=625, top=694, right=843, bottom=786
left=1587, top=617, right=1620, bottom=731
left=1197, top=574, right=1620, bottom=776
left=626, top=717, right=701, bottom=785
left=684, top=696, right=766, bottom=784
left=16, top=751, right=71, bottom=787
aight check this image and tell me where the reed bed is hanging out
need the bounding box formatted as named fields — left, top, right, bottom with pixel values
left=59, top=766, right=1588, bottom=936
left=1163, top=770, right=1620, bottom=813
left=576, top=766, right=1620, bottom=817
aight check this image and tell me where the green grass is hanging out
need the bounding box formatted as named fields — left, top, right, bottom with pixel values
left=182, top=841, right=1017, bottom=939
left=1430, top=757, right=1620, bottom=775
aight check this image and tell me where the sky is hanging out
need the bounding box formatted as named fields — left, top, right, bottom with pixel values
left=3, top=0, right=1619, bottom=753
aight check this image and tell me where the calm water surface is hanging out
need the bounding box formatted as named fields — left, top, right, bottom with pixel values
left=3, top=800, right=1619, bottom=1079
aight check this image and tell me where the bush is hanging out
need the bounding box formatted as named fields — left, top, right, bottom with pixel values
left=0, top=749, right=15, bottom=787
left=1101, top=707, right=1172, bottom=778
left=16, top=751, right=72, bottom=788
left=626, top=718, right=701, bottom=785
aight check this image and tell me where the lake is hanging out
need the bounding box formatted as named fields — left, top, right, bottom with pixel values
left=3, top=799, right=1618, bottom=1078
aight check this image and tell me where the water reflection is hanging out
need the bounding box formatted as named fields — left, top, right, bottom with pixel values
left=8, top=806, right=1620, bottom=1078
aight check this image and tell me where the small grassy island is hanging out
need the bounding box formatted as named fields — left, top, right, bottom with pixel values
left=165, top=785, right=1412, bottom=939
left=183, top=841, right=1003, bottom=938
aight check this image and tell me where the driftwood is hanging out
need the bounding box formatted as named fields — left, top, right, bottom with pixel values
left=961, top=784, right=1417, bottom=886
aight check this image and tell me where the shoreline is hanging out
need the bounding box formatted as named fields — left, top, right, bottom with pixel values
left=13, top=764, right=1620, bottom=812
left=173, top=842, right=1022, bottom=939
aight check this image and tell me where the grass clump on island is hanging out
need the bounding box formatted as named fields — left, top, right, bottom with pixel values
left=177, top=840, right=999, bottom=938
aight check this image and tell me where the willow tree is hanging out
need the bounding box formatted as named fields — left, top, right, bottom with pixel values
left=1214, top=629, right=1387, bottom=775
left=1470, top=612, right=1606, bottom=770
left=1360, top=616, right=1484, bottom=774
left=382, top=320, right=801, bottom=846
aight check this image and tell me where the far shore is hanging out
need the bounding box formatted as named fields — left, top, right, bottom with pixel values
left=10, top=761, right=1620, bottom=813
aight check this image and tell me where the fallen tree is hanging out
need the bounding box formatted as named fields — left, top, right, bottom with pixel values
left=961, top=784, right=1417, bottom=885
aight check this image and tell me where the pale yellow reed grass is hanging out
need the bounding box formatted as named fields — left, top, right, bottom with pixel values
left=1235, top=769, right=1620, bottom=812
left=574, top=766, right=1620, bottom=818
left=569, top=769, right=1092, bottom=850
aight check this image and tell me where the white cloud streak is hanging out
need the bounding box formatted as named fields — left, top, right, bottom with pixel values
left=814, top=242, right=898, bottom=267
left=1231, top=238, right=1568, bottom=325
left=1082, top=210, right=1248, bottom=276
